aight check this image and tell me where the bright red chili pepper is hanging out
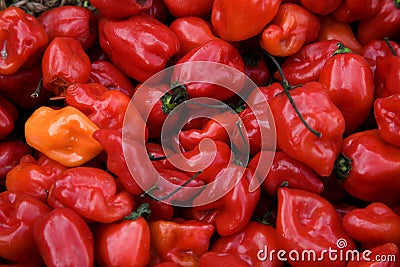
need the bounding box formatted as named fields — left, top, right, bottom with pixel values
left=299, top=0, right=342, bottom=14
left=276, top=187, right=356, bottom=267
left=47, top=166, right=136, bottom=223
left=211, top=0, right=281, bottom=41
left=245, top=82, right=284, bottom=107
left=342, top=202, right=400, bottom=248
left=211, top=221, right=282, bottom=267
left=374, top=94, right=400, bottom=147
left=332, top=0, right=381, bottom=23
left=334, top=129, right=400, bottom=205
left=357, top=0, right=400, bottom=45
left=169, top=16, right=217, bottom=56
left=163, top=0, right=214, bottom=18
left=88, top=60, right=135, bottom=97
left=5, top=153, right=67, bottom=202
left=260, top=3, right=321, bottom=57
left=319, top=43, right=374, bottom=135
left=242, top=51, right=271, bottom=86
left=135, top=194, right=175, bottom=221
left=374, top=53, right=400, bottom=98
left=33, top=207, right=94, bottom=267
left=346, top=243, right=400, bottom=267
left=90, top=0, right=153, bottom=19
left=41, top=37, right=91, bottom=96
left=0, top=95, right=17, bottom=141
left=193, top=165, right=260, bottom=236
left=38, top=6, right=97, bottom=50
left=273, top=40, right=339, bottom=85
left=0, top=7, right=48, bottom=75
left=269, top=81, right=345, bottom=177
left=0, top=140, right=31, bottom=179
left=95, top=203, right=151, bottom=267
left=199, top=252, right=251, bottom=267
left=149, top=219, right=214, bottom=266
left=99, top=14, right=180, bottom=83
left=361, top=39, right=400, bottom=73
left=0, top=191, right=51, bottom=266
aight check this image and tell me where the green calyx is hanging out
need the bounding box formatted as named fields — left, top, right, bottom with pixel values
left=124, top=203, right=151, bottom=221
left=333, top=43, right=352, bottom=56
left=394, top=0, right=400, bottom=9
left=161, top=82, right=188, bottom=114
left=333, top=154, right=352, bottom=182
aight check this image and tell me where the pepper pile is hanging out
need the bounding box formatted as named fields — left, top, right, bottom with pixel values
left=0, top=0, right=400, bottom=266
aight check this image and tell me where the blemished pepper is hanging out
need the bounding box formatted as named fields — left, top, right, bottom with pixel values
left=24, top=106, right=103, bottom=167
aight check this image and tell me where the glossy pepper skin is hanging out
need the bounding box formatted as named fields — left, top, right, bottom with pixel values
left=299, top=0, right=342, bottom=14
left=95, top=205, right=151, bottom=267
left=357, top=0, right=400, bottom=45
left=211, top=0, right=281, bottom=41
left=211, top=221, right=283, bottom=267
left=25, top=106, right=103, bottom=167
left=374, top=54, right=400, bottom=98
left=88, top=60, right=135, bottom=97
left=361, top=39, right=400, bottom=73
left=0, top=191, right=51, bottom=266
left=199, top=252, right=251, bottom=267
left=273, top=40, right=339, bottom=85
left=6, top=154, right=67, bottom=202
left=47, top=167, right=135, bottom=223
left=242, top=51, right=271, bottom=87
left=260, top=3, right=320, bottom=57
left=269, top=81, right=345, bottom=177
left=342, top=203, right=400, bottom=248
left=90, top=0, right=152, bottom=19
left=374, top=94, right=400, bottom=147
left=99, top=14, right=180, bottom=82
left=0, top=7, right=48, bottom=75
left=65, top=83, right=131, bottom=130
left=38, top=6, right=97, bottom=50
left=0, top=95, right=17, bottom=141
left=33, top=207, right=94, bottom=267
left=332, top=0, right=381, bottom=23
left=149, top=219, right=214, bottom=266
left=335, top=129, right=400, bottom=205
left=319, top=44, right=374, bottom=135
left=41, top=37, right=91, bottom=95
left=276, top=187, right=356, bottom=267
left=163, top=0, right=214, bottom=18
left=0, top=140, right=31, bottom=179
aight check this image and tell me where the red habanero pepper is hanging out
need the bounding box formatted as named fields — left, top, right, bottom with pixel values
left=38, top=6, right=97, bottom=50
left=269, top=81, right=345, bottom=177
left=342, top=203, right=400, bottom=248
left=346, top=243, right=400, bottom=267
left=192, top=166, right=260, bottom=236
left=211, top=0, right=281, bottom=41
left=332, top=0, right=380, bottom=23
left=163, top=0, right=214, bottom=18
left=199, top=252, right=251, bottom=267
left=0, top=191, right=51, bottom=266
left=33, top=207, right=94, bottom=267
left=64, top=83, right=131, bottom=130
left=6, top=154, right=67, bottom=202
left=0, top=140, right=31, bottom=179
left=241, top=51, right=271, bottom=86
left=0, top=7, right=48, bottom=75
left=173, top=39, right=244, bottom=101
left=47, top=167, right=135, bottom=223
left=273, top=40, right=339, bottom=85
left=317, top=16, right=362, bottom=53
left=260, top=3, right=321, bottom=57
left=135, top=194, right=174, bottom=221
left=41, top=37, right=91, bottom=96
left=249, top=151, right=324, bottom=196
left=276, top=187, right=356, bottom=267
left=334, top=129, right=400, bottom=205
left=99, top=14, right=180, bottom=83
left=357, top=0, right=400, bottom=45
left=95, top=204, right=151, bottom=267
left=90, top=0, right=152, bottom=19
left=0, top=95, right=17, bottom=141
left=146, top=142, right=177, bottom=172
left=169, top=17, right=217, bottom=56
left=361, top=39, right=400, bottom=73
left=149, top=219, right=214, bottom=266
left=211, top=221, right=282, bottom=267
left=246, top=82, right=284, bottom=106
left=374, top=53, right=400, bottom=98
left=319, top=43, right=374, bottom=135
left=88, top=60, right=135, bottom=97
left=299, top=0, right=342, bottom=14
left=374, top=94, right=400, bottom=147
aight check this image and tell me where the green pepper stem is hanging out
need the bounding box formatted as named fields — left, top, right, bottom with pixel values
left=124, top=203, right=151, bottom=220
left=161, top=82, right=188, bottom=114
left=384, top=37, right=398, bottom=56
left=332, top=43, right=352, bottom=56
left=31, top=78, right=42, bottom=98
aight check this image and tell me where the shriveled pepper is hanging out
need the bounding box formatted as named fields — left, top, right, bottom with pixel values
left=41, top=37, right=91, bottom=95
left=90, top=0, right=153, bottom=19
left=260, top=3, right=321, bottom=57
left=149, top=219, right=214, bottom=266
left=6, top=154, right=67, bottom=202
left=0, top=7, right=48, bottom=75
left=33, top=207, right=94, bottom=267
left=0, top=95, right=17, bottom=141
left=342, top=202, right=400, bottom=248
left=0, top=140, right=31, bottom=179
left=334, top=129, right=400, bottom=205
left=24, top=106, right=103, bottom=167
left=276, top=187, right=356, bottom=267
left=374, top=94, right=400, bottom=147
left=47, top=166, right=135, bottom=223
left=0, top=191, right=51, bottom=266
left=38, top=6, right=97, bottom=50
left=65, top=83, right=131, bottom=130
left=99, top=14, right=180, bottom=82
